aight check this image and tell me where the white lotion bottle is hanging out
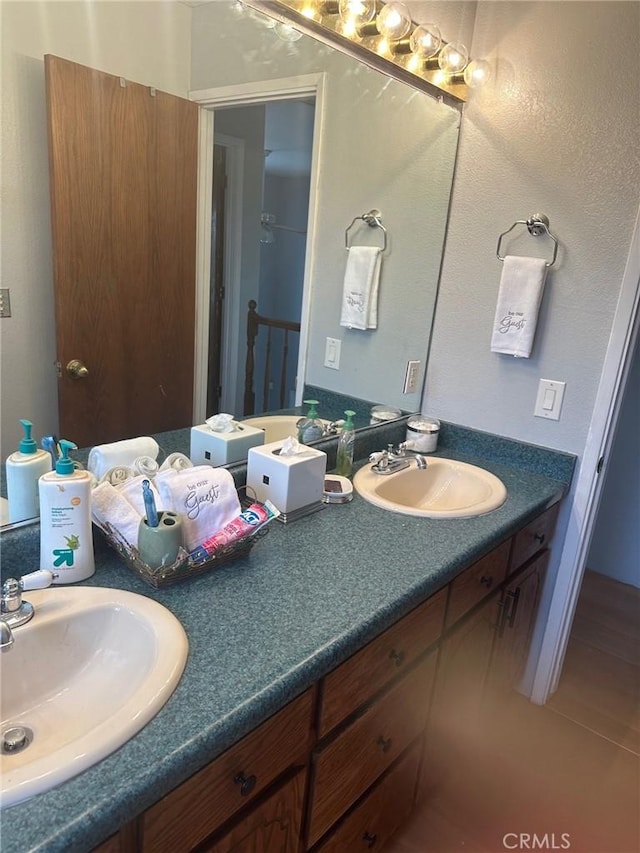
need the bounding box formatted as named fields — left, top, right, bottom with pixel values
left=6, top=419, right=52, bottom=522
left=38, top=439, right=95, bottom=583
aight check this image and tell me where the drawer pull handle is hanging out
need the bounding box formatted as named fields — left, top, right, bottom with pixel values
left=534, top=532, right=546, bottom=544
left=389, top=648, right=405, bottom=667
left=363, top=831, right=378, bottom=848
left=234, top=772, right=257, bottom=796
left=376, top=735, right=393, bottom=753
left=479, top=575, right=493, bottom=588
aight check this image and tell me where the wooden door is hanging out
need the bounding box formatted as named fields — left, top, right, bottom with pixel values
left=45, top=55, right=198, bottom=448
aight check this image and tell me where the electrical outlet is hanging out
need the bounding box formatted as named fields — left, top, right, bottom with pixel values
left=0, top=288, right=11, bottom=318
left=403, top=360, right=421, bottom=394
left=324, top=337, right=341, bottom=370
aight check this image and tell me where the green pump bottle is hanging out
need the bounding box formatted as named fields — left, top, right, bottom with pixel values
left=335, top=410, right=356, bottom=478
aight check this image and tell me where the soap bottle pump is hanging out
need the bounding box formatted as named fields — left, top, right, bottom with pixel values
left=335, top=410, right=356, bottom=478
left=5, top=419, right=52, bottom=522
left=297, top=399, right=324, bottom=444
left=38, top=439, right=95, bottom=583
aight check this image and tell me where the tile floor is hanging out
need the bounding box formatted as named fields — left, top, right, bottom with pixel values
left=387, top=571, right=640, bottom=853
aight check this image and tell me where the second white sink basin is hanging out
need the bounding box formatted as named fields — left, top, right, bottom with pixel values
left=354, top=458, right=507, bottom=518
left=242, top=414, right=330, bottom=443
left=0, top=586, right=188, bottom=807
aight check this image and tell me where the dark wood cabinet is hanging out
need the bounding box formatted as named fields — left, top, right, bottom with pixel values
left=94, top=504, right=560, bottom=853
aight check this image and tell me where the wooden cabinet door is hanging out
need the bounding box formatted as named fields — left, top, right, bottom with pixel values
left=490, top=551, right=549, bottom=695
left=318, top=588, right=446, bottom=737
left=423, top=592, right=499, bottom=795
left=308, top=652, right=437, bottom=847
left=316, top=742, right=421, bottom=853
left=142, top=690, right=313, bottom=853
left=200, top=770, right=305, bottom=853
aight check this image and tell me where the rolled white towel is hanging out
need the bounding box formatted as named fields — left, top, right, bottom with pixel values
left=160, top=452, right=194, bottom=472
left=88, top=436, right=160, bottom=481
left=100, top=465, right=135, bottom=486
left=156, top=465, right=241, bottom=553
left=91, top=481, right=142, bottom=549
left=134, top=456, right=159, bottom=478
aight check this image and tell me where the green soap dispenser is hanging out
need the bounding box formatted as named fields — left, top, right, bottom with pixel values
left=5, top=419, right=52, bottom=523
left=335, top=410, right=356, bottom=478
left=297, top=399, right=324, bottom=444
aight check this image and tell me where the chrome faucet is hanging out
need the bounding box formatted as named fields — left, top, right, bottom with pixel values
left=369, top=443, right=427, bottom=475
left=0, top=570, right=58, bottom=649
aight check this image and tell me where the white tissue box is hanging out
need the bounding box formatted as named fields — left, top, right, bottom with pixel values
left=246, top=440, right=327, bottom=515
left=190, top=423, right=265, bottom=467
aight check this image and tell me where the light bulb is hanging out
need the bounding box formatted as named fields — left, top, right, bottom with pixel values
left=376, top=2, right=412, bottom=41
left=463, top=59, right=491, bottom=88
left=338, top=0, right=376, bottom=26
left=438, top=42, right=469, bottom=74
left=409, top=23, right=442, bottom=59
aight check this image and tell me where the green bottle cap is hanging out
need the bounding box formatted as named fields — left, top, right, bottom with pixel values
left=55, top=439, right=78, bottom=475
left=344, top=410, right=356, bottom=429
left=18, top=419, right=37, bottom=454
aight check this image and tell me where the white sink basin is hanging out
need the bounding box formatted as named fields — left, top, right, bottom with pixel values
left=242, top=414, right=330, bottom=443
left=353, top=458, right=507, bottom=518
left=0, top=586, right=188, bottom=807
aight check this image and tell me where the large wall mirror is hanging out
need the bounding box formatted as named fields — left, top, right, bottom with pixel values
left=1, top=0, right=469, bottom=527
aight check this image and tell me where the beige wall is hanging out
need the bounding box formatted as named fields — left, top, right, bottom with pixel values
left=0, top=1, right=191, bottom=459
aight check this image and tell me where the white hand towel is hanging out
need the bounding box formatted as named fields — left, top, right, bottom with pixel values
left=115, top=474, right=167, bottom=517
left=156, top=465, right=241, bottom=553
left=340, top=246, right=382, bottom=330
left=88, top=436, right=160, bottom=480
left=490, top=255, right=548, bottom=358
left=91, top=481, right=142, bottom=549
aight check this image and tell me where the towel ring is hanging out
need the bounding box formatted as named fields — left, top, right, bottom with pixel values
left=345, top=208, right=387, bottom=253
left=496, top=213, right=559, bottom=268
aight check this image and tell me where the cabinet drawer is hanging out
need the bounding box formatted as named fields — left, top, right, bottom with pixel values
left=316, top=741, right=421, bottom=852
left=318, top=589, right=446, bottom=737
left=308, top=652, right=437, bottom=847
left=510, top=503, right=559, bottom=573
left=142, top=689, right=313, bottom=853
left=200, top=769, right=306, bottom=853
left=445, top=541, right=510, bottom=627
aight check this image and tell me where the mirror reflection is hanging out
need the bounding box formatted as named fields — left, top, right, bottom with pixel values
left=1, top=0, right=463, bottom=527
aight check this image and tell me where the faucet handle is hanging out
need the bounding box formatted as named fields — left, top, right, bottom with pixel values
left=20, top=570, right=58, bottom=591
left=1, top=570, right=57, bottom=613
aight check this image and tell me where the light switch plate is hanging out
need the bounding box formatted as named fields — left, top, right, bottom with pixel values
left=0, top=288, right=11, bottom=318
left=534, top=379, right=566, bottom=420
left=403, top=360, right=421, bottom=394
left=324, top=337, right=341, bottom=370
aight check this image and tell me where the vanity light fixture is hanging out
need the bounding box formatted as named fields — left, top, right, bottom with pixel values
left=240, top=0, right=490, bottom=103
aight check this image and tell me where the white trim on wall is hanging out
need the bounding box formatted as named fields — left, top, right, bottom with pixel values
left=530, top=205, right=640, bottom=704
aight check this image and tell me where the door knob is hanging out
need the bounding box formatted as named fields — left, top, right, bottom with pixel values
left=66, top=360, right=89, bottom=379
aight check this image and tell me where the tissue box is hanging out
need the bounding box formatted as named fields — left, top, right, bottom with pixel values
left=190, top=422, right=264, bottom=467
left=247, top=440, right=327, bottom=516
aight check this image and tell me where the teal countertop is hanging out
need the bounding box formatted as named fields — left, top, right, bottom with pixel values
left=0, top=425, right=574, bottom=853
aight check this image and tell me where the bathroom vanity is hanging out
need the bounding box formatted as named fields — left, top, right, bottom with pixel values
left=0, top=427, right=573, bottom=853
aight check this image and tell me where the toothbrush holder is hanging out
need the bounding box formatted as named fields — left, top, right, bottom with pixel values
left=137, top=511, right=184, bottom=569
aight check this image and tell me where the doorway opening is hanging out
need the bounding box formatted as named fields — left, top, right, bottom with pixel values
left=203, top=95, right=315, bottom=419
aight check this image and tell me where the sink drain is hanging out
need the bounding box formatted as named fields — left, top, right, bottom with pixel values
left=1, top=725, right=33, bottom=754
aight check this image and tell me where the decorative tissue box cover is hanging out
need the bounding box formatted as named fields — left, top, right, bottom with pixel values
left=190, top=422, right=264, bottom=467
left=247, top=440, right=327, bottom=514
